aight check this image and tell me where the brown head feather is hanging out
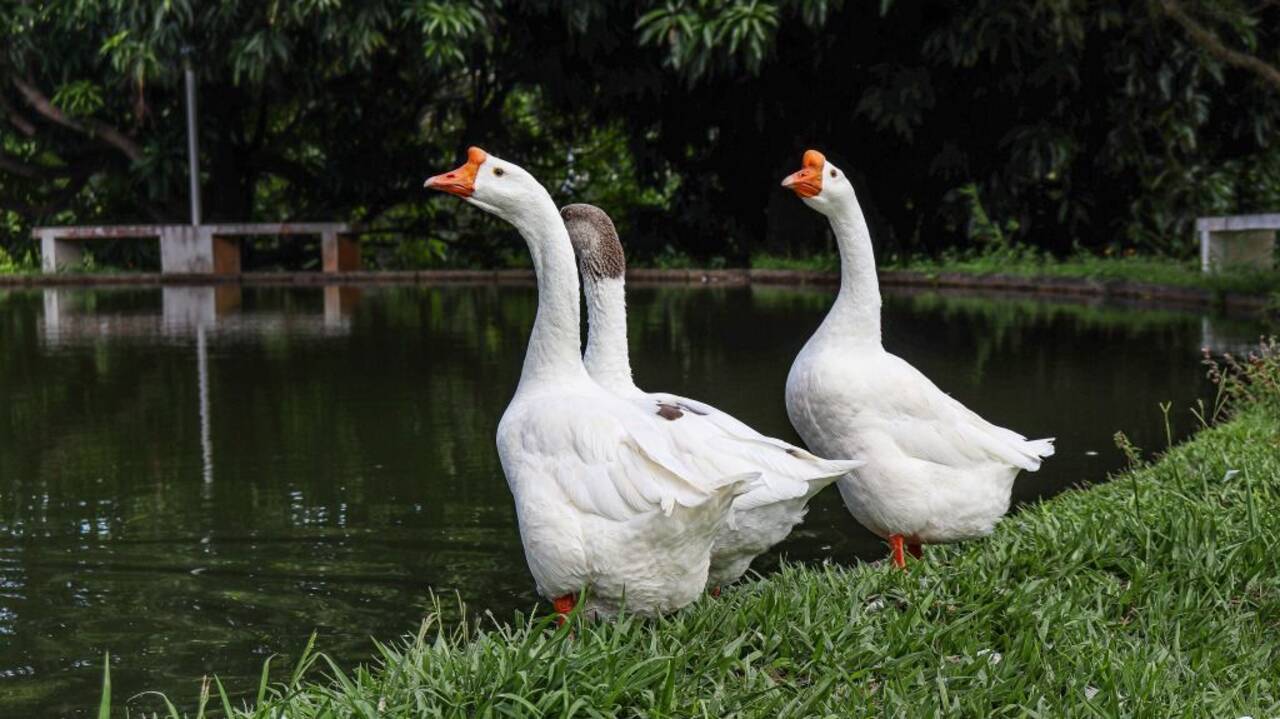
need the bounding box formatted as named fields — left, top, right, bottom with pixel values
left=560, top=203, right=626, bottom=281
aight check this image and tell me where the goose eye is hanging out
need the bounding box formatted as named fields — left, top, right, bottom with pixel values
left=494, top=167, right=505, bottom=176
left=829, top=169, right=837, bottom=178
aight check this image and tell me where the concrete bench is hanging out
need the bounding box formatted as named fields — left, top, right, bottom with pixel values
left=34, top=222, right=359, bottom=274
left=1197, top=214, right=1278, bottom=273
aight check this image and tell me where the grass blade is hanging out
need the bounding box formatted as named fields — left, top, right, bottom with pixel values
left=256, top=655, right=274, bottom=706
left=98, top=652, right=111, bottom=719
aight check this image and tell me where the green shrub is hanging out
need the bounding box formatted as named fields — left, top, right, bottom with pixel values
left=0, top=245, right=37, bottom=274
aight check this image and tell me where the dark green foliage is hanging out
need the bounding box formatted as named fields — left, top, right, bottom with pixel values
left=2, top=1, right=1278, bottom=267
left=0, top=1, right=672, bottom=269
left=623, top=0, right=1280, bottom=257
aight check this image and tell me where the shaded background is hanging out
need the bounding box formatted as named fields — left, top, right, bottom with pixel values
left=2, top=0, right=1279, bottom=270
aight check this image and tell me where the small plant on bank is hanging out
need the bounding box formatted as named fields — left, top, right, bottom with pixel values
left=1203, top=336, right=1280, bottom=415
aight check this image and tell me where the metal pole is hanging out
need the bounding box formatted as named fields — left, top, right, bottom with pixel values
left=183, top=47, right=202, bottom=226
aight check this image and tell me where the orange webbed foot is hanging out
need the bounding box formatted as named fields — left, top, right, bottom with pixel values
left=553, top=594, right=576, bottom=626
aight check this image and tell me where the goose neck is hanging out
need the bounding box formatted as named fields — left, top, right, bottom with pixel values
left=582, top=274, right=639, bottom=395
left=822, top=200, right=882, bottom=345
left=510, top=196, right=592, bottom=390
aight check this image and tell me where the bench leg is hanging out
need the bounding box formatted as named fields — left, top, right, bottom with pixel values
left=161, top=226, right=209, bottom=274
left=322, top=231, right=360, bottom=272
left=40, top=235, right=84, bottom=273
left=212, top=235, right=241, bottom=274
left=159, top=227, right=240, bottom=275
left=1204, top=229, right=1275, bottom=273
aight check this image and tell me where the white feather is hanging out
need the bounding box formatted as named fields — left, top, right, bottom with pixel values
left=561, top=205, right=862, bottom=590
left=783, top=155, right=1054, bottom=547
left=438, top=153, right=754, bottom=619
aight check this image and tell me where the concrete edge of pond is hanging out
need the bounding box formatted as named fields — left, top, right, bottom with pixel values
left=0, top=268, right=1273, bottom=314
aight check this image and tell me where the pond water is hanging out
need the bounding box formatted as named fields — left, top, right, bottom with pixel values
left=0, top=282, right=1271, bottom=716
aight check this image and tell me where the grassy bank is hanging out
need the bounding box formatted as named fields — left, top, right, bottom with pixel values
left=11, top=243, right=1279, bottom=307
left=112, top=345, right=1280, bottom=717
left=753, top=249, right=1280, bottom=299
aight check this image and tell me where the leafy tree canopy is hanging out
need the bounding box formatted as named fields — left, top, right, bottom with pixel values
left=1, top=0, right=1277, bottom=268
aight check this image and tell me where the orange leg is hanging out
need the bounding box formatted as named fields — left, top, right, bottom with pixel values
left=709, top=586, right=721, bottom=598
left=553, top=594, right=576, bottom=626
left=907, top=542, right=924, bottom=560
left=889, top=534, right=907, bottom=569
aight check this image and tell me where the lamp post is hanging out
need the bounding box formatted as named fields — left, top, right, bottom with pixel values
left=182, top=45, right=202, bottom=226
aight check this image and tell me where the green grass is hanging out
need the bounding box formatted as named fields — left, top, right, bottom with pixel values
left=111, top=344, right=1280, bottom=717
left=752, top=248, right=1280, bottom=298
left=749, top=251, right=841, bottom=273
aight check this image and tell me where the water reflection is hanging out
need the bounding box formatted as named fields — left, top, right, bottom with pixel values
left=39, top=286, right=365, bottom=488
left=1199, top=314, right=1269, bottom=355
left=40, top=286, right=359, bottom=344
left=0, top=282, right=1272, bottom=717
left=323, top=286, right=361, bottom=328
left=161, top=286, right=241, bottom=330
left=197, top=324, right=213, bottom=486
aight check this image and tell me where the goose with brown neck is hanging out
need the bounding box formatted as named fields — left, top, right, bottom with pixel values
left=561, top=203, right=862, bottom=590
left=425, top=148, right=756, bottom=619
left=780, top=149, right=1055, bottom=568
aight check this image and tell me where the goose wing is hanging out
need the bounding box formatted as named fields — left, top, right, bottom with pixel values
left=505, top=394, right=755, bottom=522
left=866, top=354, right=1055, bottom=472
left=635, top=392, right=861, bottom=511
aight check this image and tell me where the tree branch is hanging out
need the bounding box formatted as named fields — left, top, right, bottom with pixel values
left=1157, top=0, right=1280, bottom=93
left=12, top=77, right=145, bottom=162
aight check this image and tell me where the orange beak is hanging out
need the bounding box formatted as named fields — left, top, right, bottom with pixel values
left=425, top=146, right=487, bottom=197
left=781, top=149, right=826, bottom=199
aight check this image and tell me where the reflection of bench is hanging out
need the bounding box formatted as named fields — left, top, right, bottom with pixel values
left=1197, top=214, right=1278, bottom=273
left=34, top=222, right=359, bottom=274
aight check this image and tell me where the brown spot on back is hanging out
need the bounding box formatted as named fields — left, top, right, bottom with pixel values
left=786, top=448, right=801, bottom=457
left=561, top=203, right=626, bottom=281
left=656, top=403, right=684, bottom=421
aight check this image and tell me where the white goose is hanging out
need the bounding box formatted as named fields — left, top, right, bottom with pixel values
left=560, top=203, right=862, bottom=590
left=780, top=149, right=1055, bottom=568
left=425, top=147, right=755, bottom=618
